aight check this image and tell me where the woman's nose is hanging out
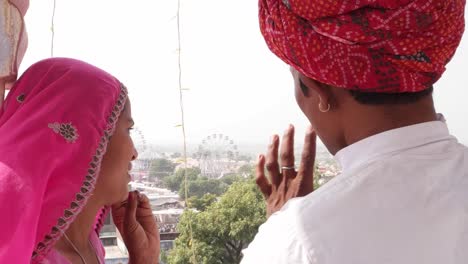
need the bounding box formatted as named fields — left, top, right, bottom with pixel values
left=131, top=146, right=138, bottom=161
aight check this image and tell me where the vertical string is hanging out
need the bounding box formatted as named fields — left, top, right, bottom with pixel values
left=50, top=0, right=56, bottom=57
left=176, top=0, right=197, bottom=263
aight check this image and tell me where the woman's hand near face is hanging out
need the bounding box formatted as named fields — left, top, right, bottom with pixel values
left=256, top=125, right=317, bottom=217
left=111, top=191, right=160, bottom=263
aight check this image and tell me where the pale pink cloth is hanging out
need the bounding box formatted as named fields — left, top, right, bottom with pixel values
left=0, top=58, right=128, bottom=262
left=42, top=231, right=106, bottom=264
left=0, top=0, right=29, bottom=88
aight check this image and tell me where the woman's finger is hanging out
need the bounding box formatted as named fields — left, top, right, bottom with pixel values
left=265, top=135, right=280, bottom=186
left=111, top=204, right=125, bottom=232
left=297, top=126, right=316, bottom=192
left=135, top=194, right=159, bottom=236
left=124, top=191, right=139, bottom=233
left=136, top=193, right=152, bottom=210
left=255, top=154, right=272, bottom=198
left=280, top=124, right=296, bottom=179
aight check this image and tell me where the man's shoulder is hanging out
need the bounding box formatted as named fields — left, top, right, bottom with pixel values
left=242, top=183, right=357, bottom=263
left=462, top=142, right=468, bottom=155
left=241, top=200, right=318, bottom=264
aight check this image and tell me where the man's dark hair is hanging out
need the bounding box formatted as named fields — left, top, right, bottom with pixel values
left=348, top=86, right=434, bottom=105
left=299, top=79, right=433, bottom=105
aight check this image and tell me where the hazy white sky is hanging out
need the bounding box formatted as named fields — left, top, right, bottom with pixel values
left=20, top=0, right=468, bottom=153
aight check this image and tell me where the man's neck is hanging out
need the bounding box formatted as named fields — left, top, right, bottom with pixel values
left=340, top=97, right=437, bottom=153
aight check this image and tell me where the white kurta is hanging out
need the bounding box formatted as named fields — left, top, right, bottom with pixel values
left=242, top=115, right=468, bottom=264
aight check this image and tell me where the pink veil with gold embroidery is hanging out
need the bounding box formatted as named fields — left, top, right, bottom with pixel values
left=0, top=58, right=127, bottom=262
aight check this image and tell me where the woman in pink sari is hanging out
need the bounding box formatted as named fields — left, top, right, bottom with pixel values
left=0, top=58, right=159, bottom=263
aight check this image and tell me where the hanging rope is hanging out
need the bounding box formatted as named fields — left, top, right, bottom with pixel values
left=50, top=0, right=56, bottom=57
left=176, top=0, right=197, bottom=263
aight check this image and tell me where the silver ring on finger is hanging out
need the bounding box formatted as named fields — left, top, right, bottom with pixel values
left=281, top=166, right=295, bottom=172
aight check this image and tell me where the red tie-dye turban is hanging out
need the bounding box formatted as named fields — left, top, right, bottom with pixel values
left=259, top=0, right=466, bottom=93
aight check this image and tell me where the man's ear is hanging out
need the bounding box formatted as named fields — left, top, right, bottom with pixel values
left=298, top=75, right=330, bottom=104
left=299, top=78, right=310, bottom=97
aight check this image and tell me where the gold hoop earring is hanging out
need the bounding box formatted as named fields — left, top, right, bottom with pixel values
left=319, top=102, right=331, bottom=113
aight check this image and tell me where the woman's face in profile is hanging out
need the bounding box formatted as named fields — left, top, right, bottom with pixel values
left=95, top=98, right=138, bottom=205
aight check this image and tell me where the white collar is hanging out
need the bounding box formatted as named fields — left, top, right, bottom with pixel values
left=334, top=114, right=456, bottom=172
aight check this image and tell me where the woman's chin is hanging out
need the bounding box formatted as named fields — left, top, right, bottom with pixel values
left=108, top=191, right=130, bottom=206
left=120, top=191, right=130, bottom=202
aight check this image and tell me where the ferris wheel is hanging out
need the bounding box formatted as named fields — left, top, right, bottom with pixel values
left=131, top=127, right=154, bottom=172
left=132, top=127, right=147, bottom=153
left=195, top=133, right=239, bottom=178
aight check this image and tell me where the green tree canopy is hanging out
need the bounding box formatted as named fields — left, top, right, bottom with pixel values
left=219, top=174, right=245, bottom=186
left=179, top=178, right=227, bottom=199
left=236, top=164, right=254, bottom=177
left=186, top=193, right=218, bottom=211
left=168, top=181, right=266, bottom=264
left=149, top=158, right=177, bottom=180
left=163, top=167, right=201, bottom=192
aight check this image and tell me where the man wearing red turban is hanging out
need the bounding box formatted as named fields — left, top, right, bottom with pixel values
left=242, top=1, right=468, bottom=263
